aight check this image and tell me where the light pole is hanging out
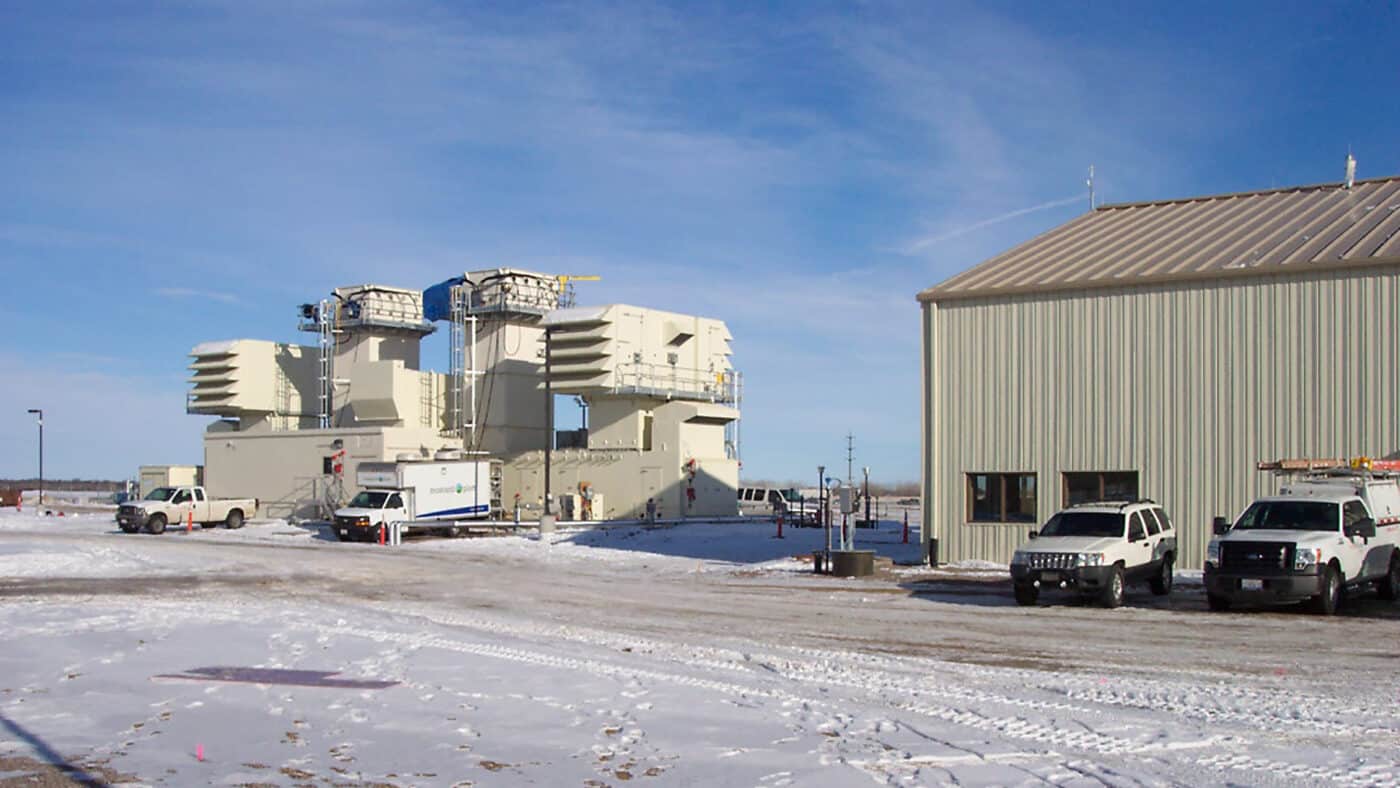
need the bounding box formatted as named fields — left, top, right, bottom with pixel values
left=26, top=409, right=43, bottom=510
left=862, top=466, right=870, bottom=531
left=541, top=326, right=555, bottom=531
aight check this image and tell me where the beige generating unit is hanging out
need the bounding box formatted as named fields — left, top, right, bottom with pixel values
left=185, top=274, right=746, bottom=523
left=501, top=304, right=741, bottom=520
left=192, top=284, right=461, bottom=519
left=545, top=304, right=735, bottom=400
left=187, top=339, right=320, bottom=430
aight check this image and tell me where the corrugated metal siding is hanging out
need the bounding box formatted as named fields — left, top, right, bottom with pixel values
left=923, top=266, right=1400, bottom=568
left=920, top=177, right=1400, bottom=301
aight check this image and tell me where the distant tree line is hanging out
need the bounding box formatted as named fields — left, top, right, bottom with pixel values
left=741, top=479, right=920, bottom=497
left=0, top=479, right=125, bottom=491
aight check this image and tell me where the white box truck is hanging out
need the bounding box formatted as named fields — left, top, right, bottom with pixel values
left=333, top=455, right=496, bottom=542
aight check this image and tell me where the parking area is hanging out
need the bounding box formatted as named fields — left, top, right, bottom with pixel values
left=2, top=510, right=1399, bottom=786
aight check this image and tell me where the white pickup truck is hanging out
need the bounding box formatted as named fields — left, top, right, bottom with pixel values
left=1205, top=470, right=1400, bottom=614
left=116, top=486, right=258, bottom=534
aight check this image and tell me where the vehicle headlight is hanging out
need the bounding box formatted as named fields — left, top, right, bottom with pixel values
left=1011, top=550, right=1029, bottom=565
left=1206, top=541, right=1220, bottom=566
left=1294, top=547, right=1321, bottom=571
left=1076, top=552, right=1105, bottom=567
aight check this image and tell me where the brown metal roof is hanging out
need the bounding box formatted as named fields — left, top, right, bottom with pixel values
left=918, top=175, right=1400, bottom=303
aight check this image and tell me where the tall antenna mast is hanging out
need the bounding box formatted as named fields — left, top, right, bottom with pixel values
left=1086, top=164, right=1096, bottom=210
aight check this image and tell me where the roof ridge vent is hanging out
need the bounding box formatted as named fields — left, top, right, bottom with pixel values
left=1345, top=151, right=1357, bottom=189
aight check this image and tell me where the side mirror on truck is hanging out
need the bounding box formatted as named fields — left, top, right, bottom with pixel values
left=1027, top=529, right=1038, bottom=540
left=1346, top=518, right=1377, bottom=540
left=1211, top=516, right=1230, bottom=536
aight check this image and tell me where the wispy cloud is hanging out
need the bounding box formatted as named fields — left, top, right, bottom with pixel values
left=900, top=195, right=1084, bottom=254
left=0, top=2, right=1279, bottom=480
left=155, top=287, right=242, bottom=305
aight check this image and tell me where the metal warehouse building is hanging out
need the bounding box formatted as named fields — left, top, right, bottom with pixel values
left=919, top=175, right=1400, bottom=569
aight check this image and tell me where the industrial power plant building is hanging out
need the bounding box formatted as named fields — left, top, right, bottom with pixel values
left=189, top=269, right=741, bottom=522
left=919, top=174, right=1400, bottom=568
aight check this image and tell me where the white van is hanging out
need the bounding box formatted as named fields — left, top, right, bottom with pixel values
left=737, top=486, right=802, bottom=517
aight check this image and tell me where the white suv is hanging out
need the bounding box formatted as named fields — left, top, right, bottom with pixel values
left=1010, top=500, right=1178, bottom=608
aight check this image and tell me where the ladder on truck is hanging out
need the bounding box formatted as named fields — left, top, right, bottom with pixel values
left=1258, top=457, right=1400, bottom=478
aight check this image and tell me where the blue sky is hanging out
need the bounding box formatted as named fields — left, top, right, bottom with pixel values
left=2, top=1, right=1398, bottom=483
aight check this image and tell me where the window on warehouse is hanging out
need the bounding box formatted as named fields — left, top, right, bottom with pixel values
left=967, top=473, right=1037, bottom=523
left=1063, top=471, right=1139, bottom=506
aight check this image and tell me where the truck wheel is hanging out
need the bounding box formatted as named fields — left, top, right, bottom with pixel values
left=1311, top=565, right=1342, bottom=615
left=1150, top=555, right=1175, bottom=596
left=224, top=509, right=244, bottom=529
left=1377, top=552, right=1400, bottom=601
left=145, top=514, right=167, bottom=535
left=1206, top=593, right=1231, bottom=612
left=1013, top=582, right=1038, bottom=606
left=1099, top=566, right=1125, bottom=608
left=119, top=521, right=139, bottom=534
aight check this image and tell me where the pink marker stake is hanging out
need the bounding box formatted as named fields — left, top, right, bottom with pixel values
left=196, top=744, right=204, bottom=762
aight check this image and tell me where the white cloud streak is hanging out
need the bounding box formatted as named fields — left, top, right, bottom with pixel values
left=155, top=287, right=242, bottom=305
left=901, top=195, right=1085, bottom=254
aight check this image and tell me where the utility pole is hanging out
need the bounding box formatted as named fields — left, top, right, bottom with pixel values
left=26, top=409, right=42, bottom=509
left=818, top=464, right=828, bottom=566
left=845, top=432, right=854, bottom=486
left=543, top=327, right=553, bottom=518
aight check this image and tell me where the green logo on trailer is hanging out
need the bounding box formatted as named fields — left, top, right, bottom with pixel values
left=456, top=484, right=463, bottom=494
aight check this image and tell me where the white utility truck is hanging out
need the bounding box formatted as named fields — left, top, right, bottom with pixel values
left=333, top=455, right=497, bottom=542
left=1205, top=459, right=1400, bottom=614
left=116, top=486, right=258, bottom=534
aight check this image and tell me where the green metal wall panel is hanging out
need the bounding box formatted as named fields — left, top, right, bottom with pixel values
left=923, top=266, right=1400, bottom=568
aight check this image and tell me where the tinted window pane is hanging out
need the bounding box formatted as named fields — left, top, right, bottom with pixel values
left=1064, top=473, right=1099, bottom=506
left=1041, top=512, right=1123, bottom=537
left=1151, top=508, right=1173, bottom=532
left=1103, top=472, right=1139, bottom=500
left=1006, top=475, right=1036, bottom=522
left=1128, top=512, right=1147, bottom=541
left=1235, top=501, right=1337, bottom=532
left=969, top=475, right=996, bottom=521
left=1143, top=509, right=1161, bottom=536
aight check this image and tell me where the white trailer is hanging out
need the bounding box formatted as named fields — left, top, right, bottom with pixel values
left=333, top=456, right=498, bottom=542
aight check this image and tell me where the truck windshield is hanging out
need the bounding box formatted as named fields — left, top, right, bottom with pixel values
left=781, top=489, right=802, bottom=502
left=348, top=491, right=392, bottom=509
left=1039, top=512, right=1123, bottom=538
left=1233, top=500, right=1337, bottom=532
left=144, top=487, right=177, bottom=502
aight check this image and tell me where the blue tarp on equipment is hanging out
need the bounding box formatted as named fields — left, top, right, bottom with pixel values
left=422, top=277, right=463, bottom=322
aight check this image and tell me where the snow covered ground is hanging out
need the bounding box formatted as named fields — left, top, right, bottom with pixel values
left=2, top=509, right=1399, bottom=786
